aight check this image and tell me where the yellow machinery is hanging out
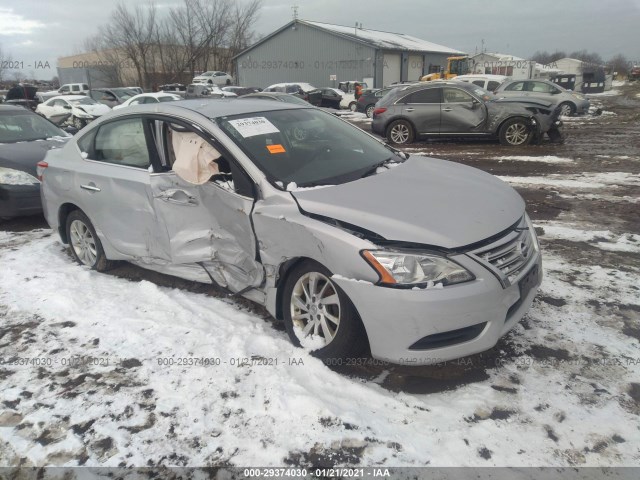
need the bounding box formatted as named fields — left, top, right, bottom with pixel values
left=420, top=56, right=469, bottom=81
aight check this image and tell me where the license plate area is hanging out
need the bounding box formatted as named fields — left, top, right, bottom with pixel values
left=519, top=264, right=540, bottom=301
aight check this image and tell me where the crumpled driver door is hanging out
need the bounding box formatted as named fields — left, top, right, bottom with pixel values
left=149, top=171, right=264, bottom=293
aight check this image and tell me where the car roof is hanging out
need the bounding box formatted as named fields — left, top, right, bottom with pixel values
left=0, top=105, right=31, bottom=113
left=455, top=74, right=509, bottom=80
left=54, top=95, right=87, bottom=100
left=122, top=98, right=311, bottom=118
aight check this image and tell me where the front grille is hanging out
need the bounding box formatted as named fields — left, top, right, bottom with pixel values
left=469, top=218, right=536, bottom=287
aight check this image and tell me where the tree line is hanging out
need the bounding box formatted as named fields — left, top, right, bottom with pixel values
left=82, top=0, right=262, bottom=89
left=531, top=50, right=636, bottom=74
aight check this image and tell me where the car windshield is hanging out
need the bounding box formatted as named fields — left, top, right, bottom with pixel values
left=0, top=111, right=67, bottom=143
left=69, top=97, right=98, bottom=105
left=110, top=88, right=138, bottom=100
left=217, top=108, right=401, bottom=187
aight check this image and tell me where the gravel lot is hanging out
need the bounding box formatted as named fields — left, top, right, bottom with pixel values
left=0, top=83, right=638, bottom=469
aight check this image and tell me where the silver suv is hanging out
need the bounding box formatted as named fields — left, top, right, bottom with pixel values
left=494, top=79, right=590, bottom=116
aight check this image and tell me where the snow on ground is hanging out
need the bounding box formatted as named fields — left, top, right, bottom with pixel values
left=587, top=90, right=621, bottom=97
left=0, top=225, right=639, bottom=468
left=492, top=155, right=574, bottom=164
left=498, top=172, right=640, bottom=189
left=536, top=221, right=640, bottom=253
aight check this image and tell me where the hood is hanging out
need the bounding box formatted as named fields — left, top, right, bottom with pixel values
left=291, top=157, right=524, bottom=249
left=73, top=104, right=110, bottom=116
left=6, top=85, right=38, bottom=101
left=0, top=138, right=69, bottom=176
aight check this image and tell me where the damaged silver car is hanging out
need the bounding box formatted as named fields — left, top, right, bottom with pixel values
left=40, top=99, right=542, bottom=365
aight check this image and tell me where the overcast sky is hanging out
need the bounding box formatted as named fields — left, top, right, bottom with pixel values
left=1, top=0, right=639, bottom=80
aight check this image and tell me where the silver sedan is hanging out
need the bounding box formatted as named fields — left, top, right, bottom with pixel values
left=39, top=100, right=542, bottom=365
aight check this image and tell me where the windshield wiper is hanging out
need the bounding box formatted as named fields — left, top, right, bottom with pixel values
left=360, top=156, right=402, bottom=179
left=382, top=142, right=409, bottom=160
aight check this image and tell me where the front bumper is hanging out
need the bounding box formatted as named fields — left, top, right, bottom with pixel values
left=0, top=184, right=42, bottom=218
left=576, top=99, right=590, bottom=115
left=332, top=249, right=542, bottom=366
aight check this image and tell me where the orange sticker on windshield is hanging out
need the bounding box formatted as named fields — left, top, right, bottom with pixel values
left=267, top=144, right=286, bottom=154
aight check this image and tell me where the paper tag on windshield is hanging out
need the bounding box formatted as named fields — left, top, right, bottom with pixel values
left=228, top=117, right=280, bottom=138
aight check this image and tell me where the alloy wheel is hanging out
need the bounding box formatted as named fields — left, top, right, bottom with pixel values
left=390, top=123, right=410, bottom=144
left=69, top=219, right=97, bottom=266
left=560, top=103, right=573, bottom=116
left=505, top=123, right=529, bottom=145
left=290, top=272, right=341, bottom=347
left=366, top=105, right=374, bottom=118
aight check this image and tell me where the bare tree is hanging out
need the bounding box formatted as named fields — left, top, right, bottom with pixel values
left=101, top=2, right=158, bottom=88
left=530, top=50, right=566, bottom=65
left=0, top=44, right=13, bottom=83
left=607, top=54, right=630, bottom=76
left=219, top=0, right=262, bottom=74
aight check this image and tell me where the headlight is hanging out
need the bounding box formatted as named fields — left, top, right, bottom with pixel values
left=0, top=167, right=40, bottom=185
left=362, top=250, right=474, bottom=287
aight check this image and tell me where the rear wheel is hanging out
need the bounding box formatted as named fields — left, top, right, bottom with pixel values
left=365, top=104, right=375, bottom=118
left=349, top=102, right=357, bottom=112
left=283, top=261, right=367, bottom=361
left=559, top=102, right=576, bottom=116
left=499, top=118, right=532, bottom=146
left=386, top=119, right=415, bottom=145
left=66, top=210, right=113, bottom=271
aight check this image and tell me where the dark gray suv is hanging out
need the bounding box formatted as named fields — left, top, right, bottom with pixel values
left=371, top=81, right=563, bottom=146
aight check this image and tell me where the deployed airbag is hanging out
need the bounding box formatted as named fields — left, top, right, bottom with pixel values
left=172, top=131, right=221, bottom=184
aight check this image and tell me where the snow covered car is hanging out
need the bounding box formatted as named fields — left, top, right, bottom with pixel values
left=40, top=99, right=542, bottom=365
left=36, top=95, right=111, bottom=129
left=372, top=81, right=563, bottom=146
left=112, top=92, right=183, bottom=110
left=0, top=105, right=70, bottom=219
left=184, top=84, right=237, bottom=99
left=263, top=83, right=322, bottom=106
left=192, top=71, right=234, bottom=86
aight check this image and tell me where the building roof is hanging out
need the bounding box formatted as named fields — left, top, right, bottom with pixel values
left=471, top=52, right=527, bottom=61
left=234, top=20, right=464, bottom=59
left=303, top=21, right=464, bottom=54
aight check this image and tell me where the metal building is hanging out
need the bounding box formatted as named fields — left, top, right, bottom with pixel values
left=234, top=20, right=464, bottom=89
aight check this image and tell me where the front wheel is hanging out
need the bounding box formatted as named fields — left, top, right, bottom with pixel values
left=499, top=118, right=533, bottom=146
left=559, top=102, right=576, bottom=116
left=349, top=102, right=357, bottom=112
left=282, top=261, right=367, bottom=361
left=66, top=210, right=113, bottom=271
left=386, top=119, right=415, bottom=145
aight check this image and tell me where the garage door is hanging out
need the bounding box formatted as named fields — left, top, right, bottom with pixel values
left=407, top=55, right=424, bottom=81
left=382, top=53, right=401, bottom=86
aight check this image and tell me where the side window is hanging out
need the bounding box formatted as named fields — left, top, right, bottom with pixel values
left=60, top=86, right=69, bottom=93
left=71, top=85, right=79, bottom=92
left=472, top=80, right=485, bottom=87
left=404, top=88, right=441, bottom=104
left=443, top=88, right=473, bottom=103
left=93, top=118, right=151, bottom=168
left=530, top=82, right=553, bottom=93
left=159, top=120, right=254, bottom=197
left=506, top=81, right=525, bottom=92
left=487, top=81, right=500, bottom=91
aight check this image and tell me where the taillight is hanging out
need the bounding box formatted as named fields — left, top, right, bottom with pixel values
left=373, top=107, right=387, bottom=116
left=36, top=161, right=48, bottom=181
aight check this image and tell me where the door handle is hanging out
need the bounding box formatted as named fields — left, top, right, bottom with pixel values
left=442, top=107, right=452, bottom=112
left=80, top=183, right=101, bottom=192
left=156, top=189, right=198, bottom=206
left=405, top=108, right=414, bottom=112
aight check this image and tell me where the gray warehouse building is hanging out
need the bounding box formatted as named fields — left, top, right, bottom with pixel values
left=234, top=20, right=464, bottom=89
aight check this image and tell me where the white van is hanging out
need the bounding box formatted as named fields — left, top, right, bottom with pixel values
left=58, top=83, right=90, bottom=95
left=453, top=74, right=509, bottom=92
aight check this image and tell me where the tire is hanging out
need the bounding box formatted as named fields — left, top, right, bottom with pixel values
left=226, top=79, right=231, bottom=86
left=386, top=119, right=415, bottom=145
left=66, top=210, right=113, bottom=271
left=559, top=102, right=576, bottom=116
left=498, top=117, right=533, bottom=146
left=349, top=102, right=357, bottom=112
left=72, top=117, right=86, bottom=129
left=282, top=261, right=368, bottom=361
left=365, top=104, right=375, bottom=118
